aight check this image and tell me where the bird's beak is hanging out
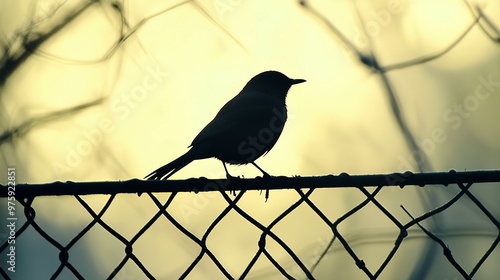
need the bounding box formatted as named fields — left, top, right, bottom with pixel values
left=291, top=78, right=306, bottom=85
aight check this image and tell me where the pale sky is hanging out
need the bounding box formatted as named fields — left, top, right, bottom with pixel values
left=1, top=0, right=499, bottom=279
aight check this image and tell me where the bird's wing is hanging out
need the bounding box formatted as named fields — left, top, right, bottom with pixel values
left=190, top=105, right=262, bottom=147
left=189, top=92, right=285, bottom=147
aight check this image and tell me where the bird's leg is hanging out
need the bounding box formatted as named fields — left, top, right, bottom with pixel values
left=251, top=162, right=270, bottom=178
left=222, top=162, right=237, bottom=196
left=251, top=162, right=270, bottom=201
left=223, top=162, right=234, bottom=178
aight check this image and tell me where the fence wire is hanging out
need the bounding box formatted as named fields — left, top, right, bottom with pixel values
left=1, top=170, right=499, bottom=279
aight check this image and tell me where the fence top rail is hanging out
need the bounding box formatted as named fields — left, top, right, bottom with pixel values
left=2, top=169, right=500, bottom=198
left=0, top=170, right=500, bottom=198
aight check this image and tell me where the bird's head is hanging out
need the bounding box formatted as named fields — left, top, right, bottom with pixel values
left=242, top=71, right=306, bottom=99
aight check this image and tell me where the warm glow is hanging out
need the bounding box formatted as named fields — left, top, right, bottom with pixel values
left=1, top=0, right=499, bottom=279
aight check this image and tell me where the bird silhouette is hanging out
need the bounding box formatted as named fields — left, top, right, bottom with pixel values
left=145, top=70, right=305, bottom=180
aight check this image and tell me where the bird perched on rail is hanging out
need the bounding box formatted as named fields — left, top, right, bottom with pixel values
left=145, top=70, right=305, bottom=181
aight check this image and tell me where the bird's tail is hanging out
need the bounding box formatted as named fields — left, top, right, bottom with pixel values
left=145, top=149, right=199, bottom=180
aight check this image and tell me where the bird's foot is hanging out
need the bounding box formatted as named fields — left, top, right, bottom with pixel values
left=257, top=172, right=271, bottom=201
left=258, top=189, right=270, bottom=201
left=225, top=172, right=240, bottom=196
left=256, top=171, right=271, bottom=179
left=225, top=173, right=241, bottom=182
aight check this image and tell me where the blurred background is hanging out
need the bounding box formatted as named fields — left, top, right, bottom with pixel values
left=0, top=0, right=499, bottom=279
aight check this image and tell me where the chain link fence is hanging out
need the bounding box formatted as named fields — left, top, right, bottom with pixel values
left=1, top=170, right=499, bottom=279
